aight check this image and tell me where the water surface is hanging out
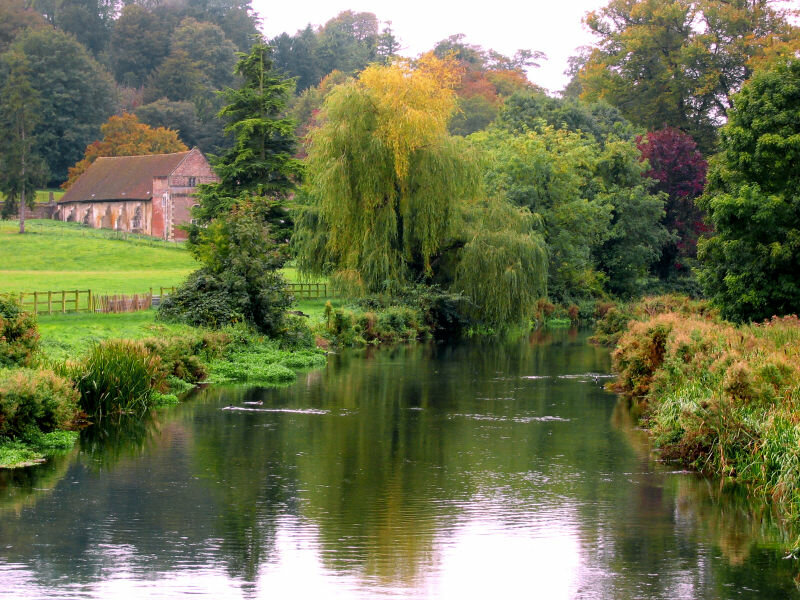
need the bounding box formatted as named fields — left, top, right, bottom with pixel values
left=1, top=331, right=798, bottom=599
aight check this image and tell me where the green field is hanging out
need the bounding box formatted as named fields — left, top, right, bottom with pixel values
left=0, top=189, right=64, bottom=203
left=0, top=219, right=322, bottom=294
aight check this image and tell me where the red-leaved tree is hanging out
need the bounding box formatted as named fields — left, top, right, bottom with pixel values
left=637, top=127, right=708, bottom=277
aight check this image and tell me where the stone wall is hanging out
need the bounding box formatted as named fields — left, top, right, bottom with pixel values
left=55, top=200, right=152, bottom=234
left=0, top=202, right=58, bottom=219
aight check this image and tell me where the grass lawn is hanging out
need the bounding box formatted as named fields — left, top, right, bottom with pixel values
left=36, top=301, right=344, bottom=361
left=0, top=219, right=324, bottom=294
left=0, top=189, right=64, bottom=204
left=36, top=310, right=198, bottom=360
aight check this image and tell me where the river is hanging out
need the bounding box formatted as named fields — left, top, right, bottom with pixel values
left=0, top=330, right=798, bottom=599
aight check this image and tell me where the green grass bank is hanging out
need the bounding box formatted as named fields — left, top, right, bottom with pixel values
left=606, top=296, right=800, bottom=527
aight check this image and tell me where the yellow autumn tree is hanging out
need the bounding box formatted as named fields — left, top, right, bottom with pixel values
left=62, top=113, right=187, bottom=189
left=296, top=53, right=480, bottom=293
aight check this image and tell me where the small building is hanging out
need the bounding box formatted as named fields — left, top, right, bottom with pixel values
left=56, top=148, right=218, bottom=241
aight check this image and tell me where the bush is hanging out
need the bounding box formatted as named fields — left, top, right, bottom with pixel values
left=158, top=267, right=292, bottom=336
left=0, top=295, right=39, bottom=367
left=72, top=340, right=164, bottom=417
left=0, top=369, right=80, bottom=438
left=141, top=331, right=230, bottom=385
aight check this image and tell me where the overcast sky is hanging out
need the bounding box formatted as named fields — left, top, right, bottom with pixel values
left=253, top=1, right=608, bottom=93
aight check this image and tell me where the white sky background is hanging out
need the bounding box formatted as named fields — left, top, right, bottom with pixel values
left=253, top=1, right=608, bottom=93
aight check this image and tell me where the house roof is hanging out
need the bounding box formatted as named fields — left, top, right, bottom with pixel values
left=59, top=151, right=193, bottom=203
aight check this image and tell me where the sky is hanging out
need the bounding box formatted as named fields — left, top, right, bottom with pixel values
left=253, top=1, right=608, bottom=93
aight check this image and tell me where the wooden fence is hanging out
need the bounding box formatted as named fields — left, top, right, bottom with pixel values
left=287, top=282, right=328, bottom=299
left=18, top=290, right=93, bottom=314
left=15, top=283, right=327, bottom=315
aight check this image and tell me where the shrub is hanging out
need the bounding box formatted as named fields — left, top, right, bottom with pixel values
left=141, top=331, right=230, bottom=385
left=0, top=295, right=39, bottom=367
left=72, top=340, right=164, bottom=417
left=0, top=369, right=80, bottom=438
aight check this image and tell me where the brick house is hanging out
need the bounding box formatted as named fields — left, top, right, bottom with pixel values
left=56, top=148, right=218, bottom=240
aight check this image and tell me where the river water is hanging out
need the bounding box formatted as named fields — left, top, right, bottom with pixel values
left=1, top=330, right=798, bottom=599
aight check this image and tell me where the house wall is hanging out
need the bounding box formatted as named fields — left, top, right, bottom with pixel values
left=55, top=200, right=152, bottom=234
left=163, top=148, right=218, bottom=241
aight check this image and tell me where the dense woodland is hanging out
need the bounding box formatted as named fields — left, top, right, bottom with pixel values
left=1, top=0, right=799, bottom=328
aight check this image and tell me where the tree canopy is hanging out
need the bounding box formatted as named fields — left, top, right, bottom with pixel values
left=698, top=57, right=800, bottom=321
left=5, top=27, right=116, bottom=186
left=575, top=0, right=799, bottom=153
left=63, top=113, right=188, bottom=189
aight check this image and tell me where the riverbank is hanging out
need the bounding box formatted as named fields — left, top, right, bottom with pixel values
left=0, top=305, right=330, bottom=468
left=607, top=296, right=800, bottom=524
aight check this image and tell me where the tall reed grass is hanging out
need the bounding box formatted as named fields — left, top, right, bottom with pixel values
left=611, top=304, right=800, bottom=522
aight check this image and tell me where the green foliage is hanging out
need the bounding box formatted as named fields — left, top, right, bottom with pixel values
left=698, top=58, right=800, bottom=322
left=70, top=339, right=164, bottom=417
left=318, top=303, right=428, bottom=347
left=576, top=0, right=798, bottom=154
left=110, top=5, right=171, bottom=88
left=0, top=48, right=48, bottom=225
left=298, top=57, right=480, bottom=293
left=0, top=294, right=39, bottom=367
left=497, top=91, right=637, bottom=144
left=0, top=368, right=80, bottom=438
left=7, top=27, right=116, bottom=185
left=197, top=42, right=300, bottom=212
left=454, top=201, right=547, bottom=326
left=163, top=200, right=293, bottom=335
left=471, top=125, right=668, bottom=302
left=208, top=336, right=326, bottom=383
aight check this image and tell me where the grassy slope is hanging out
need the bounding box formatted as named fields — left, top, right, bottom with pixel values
left=0, top=219, right=322, bottom=294
left=0, top=220, right=197, bottom=293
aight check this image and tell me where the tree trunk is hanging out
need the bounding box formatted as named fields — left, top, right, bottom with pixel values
left=19, top=120, right=26, bottom=234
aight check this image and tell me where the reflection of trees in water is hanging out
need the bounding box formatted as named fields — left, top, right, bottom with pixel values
left=2, top=331, right=799, bottom=597
left=609, top=391, right=800, bottom=596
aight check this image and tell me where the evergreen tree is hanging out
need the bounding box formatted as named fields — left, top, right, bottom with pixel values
left=0, top=50, right=47, bottom=233
left=193, top=41, right=300, bottom=240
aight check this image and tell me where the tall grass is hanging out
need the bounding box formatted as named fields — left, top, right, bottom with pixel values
left=611, top=304, right=800, bottom=522
left=70, top=340, right=164, bottom=417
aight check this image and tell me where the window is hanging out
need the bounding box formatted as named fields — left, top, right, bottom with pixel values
left=187, top=176, right=196, bottom=187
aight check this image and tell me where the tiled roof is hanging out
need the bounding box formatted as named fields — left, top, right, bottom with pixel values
left=59, top=151, right=192, bottom=203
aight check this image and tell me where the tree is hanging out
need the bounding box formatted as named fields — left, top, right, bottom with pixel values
left=171, top=17, right=237, bottom=91
left=163, top=41, right=298, bottom=333
left=63, top=113, right=188, bottom=189
left=0, top=0, right=47, bottom=54
left=698, top=58, right=800, bottom=321
left=0, top=50, right=47, bottom=232
left=298, top=54, right=476, bottom=293
left=472, top=124, right=669, bottom=301
left=497, top=90, right=637, bottom=145
left=7, top=27, right=116, bottom=185
left=135, top=99, right=203, bottom=150
left=110, top=5, right=172, bottom=88
left=159, top=200, right=292, bottom=334
left=143, top=49, right=207, bottom=104
left=193, top=41, right=301, bottom=234
left=577, top=0, right=799, bottom=153
left=296, top=54, right=549, bottom=325
left=636, top=128, right=707, bottom=279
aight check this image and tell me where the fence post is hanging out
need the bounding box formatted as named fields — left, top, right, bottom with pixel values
left=61, top=290, right=65, bottom=313
left=34, top=291, right=38, bottom=314
left=88, top=289, right=92, bottom=313
left=48, top=290, right=52, bottom=315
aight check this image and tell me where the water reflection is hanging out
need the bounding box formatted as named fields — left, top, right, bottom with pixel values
left=0, top=330, right=798, bottom=598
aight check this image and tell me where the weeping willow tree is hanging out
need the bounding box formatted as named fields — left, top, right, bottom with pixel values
left=295, top=54, right=549, bottom=327
left=453, top=199, right=547, bottom=325
left=297, top=54, right=478, bottom=294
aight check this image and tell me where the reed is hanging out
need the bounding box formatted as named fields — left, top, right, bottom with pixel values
left=72, top=340, right=164, bottom=417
